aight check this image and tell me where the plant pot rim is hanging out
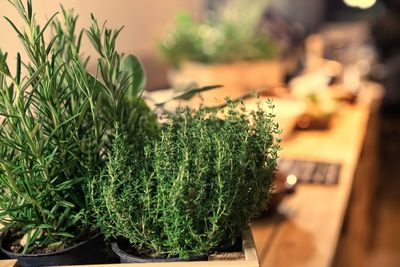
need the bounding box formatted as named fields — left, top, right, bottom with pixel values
left=111, top=240, right=207, bottom=263
left=0, top=231, right=102, bottom=258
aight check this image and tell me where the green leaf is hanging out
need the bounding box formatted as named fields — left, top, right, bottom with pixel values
left=36, top=224, right=56, bottom=229
left=34, top=12, right=59, bottom=46
left=153, top=84, right=222, bottom=108
left=172, top=85, right=222, bottom=100
left=52, top=232, right=74, bottom=238
left=21, top=63, right=47, bottom=92
left=4, top=16, right=24, bottom=38
left=87, top=72, right=106, bottom=92
left=121, top=54, right=146, bottom=100
left=0, top=50, right=11, bottom=76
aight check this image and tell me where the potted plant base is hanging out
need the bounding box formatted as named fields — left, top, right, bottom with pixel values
left=0, top=233, right=109, bottom=267
left=111, top=242, right=208, bottom=263
left=207, top=228, right=259, bottom=265
left=43, top=228, right=258, bottom=267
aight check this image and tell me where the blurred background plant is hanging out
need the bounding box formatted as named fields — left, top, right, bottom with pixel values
left=159, top=0, right=280, bottom=68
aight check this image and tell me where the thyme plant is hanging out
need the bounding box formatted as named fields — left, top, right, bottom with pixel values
left=159, top=0, right=279, bottom=67
left=0, top=0, right=153, bottom=254
left=89, top=99, right=281, bottom=259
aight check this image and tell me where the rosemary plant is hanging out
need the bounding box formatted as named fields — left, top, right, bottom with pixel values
left=0, top=0, right=153, bottom=254
left=89, top=99, right=281, bottom=259
left=159, top=0, right=280, bottom=67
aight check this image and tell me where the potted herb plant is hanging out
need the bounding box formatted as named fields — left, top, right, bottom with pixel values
left=89, top=99, right=281, bottom=263
left=159, top=0, right=284, bottom=93
left=0, top=1, right=155, bottom=266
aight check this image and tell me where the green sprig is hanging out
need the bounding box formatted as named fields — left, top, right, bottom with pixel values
left=89, top=99, right=280, bottom=259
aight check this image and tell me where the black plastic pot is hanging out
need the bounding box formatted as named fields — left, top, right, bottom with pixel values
left=1, top=232, right=108, bottom=267
left=0, top=248, right=5, bottom=260
left=111, top=241, right=207, bottom=263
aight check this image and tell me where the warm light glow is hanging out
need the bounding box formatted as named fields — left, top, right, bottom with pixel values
left=343, top=0, right=376, bottom=9
left=286, top=174, right=298, bottom=186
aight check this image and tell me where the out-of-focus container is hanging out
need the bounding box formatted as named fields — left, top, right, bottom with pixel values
left=245, top=97, right=306, bottom=140
left=168, top=60, right=285, bottom=92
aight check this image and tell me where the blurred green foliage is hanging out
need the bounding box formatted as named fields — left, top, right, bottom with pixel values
left=159, top=0, right=280, bottom=68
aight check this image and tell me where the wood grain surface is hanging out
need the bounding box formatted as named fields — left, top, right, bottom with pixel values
left=250, top=82, right=382, bottom=267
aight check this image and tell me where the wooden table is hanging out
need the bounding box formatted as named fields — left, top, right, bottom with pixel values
left=250, top=82, right=382, bottom=267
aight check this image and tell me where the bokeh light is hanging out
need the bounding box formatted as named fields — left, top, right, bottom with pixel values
left=343, top=0, right=377, bottom=9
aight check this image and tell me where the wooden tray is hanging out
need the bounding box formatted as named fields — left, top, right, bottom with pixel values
left=0, top=229, right=259, bottom=267
left=0, top=260, right=17, bottom=267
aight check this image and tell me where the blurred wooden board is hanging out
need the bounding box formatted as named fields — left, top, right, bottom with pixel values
left=168, top=60, right=284, bottom=93
left=0, top=260, right=18, bottom=267
left=61, top=262, right=258, bottom=267
left=250, top=81, right=383, bottom=267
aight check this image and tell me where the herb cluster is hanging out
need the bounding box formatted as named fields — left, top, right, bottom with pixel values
left=0, top=0, right=152, bottom=253
left=89, top=99, right=280, bottom=259
left=159, top=0, right=280, bottom=67
left=0, top=0, right=281, bottom=259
